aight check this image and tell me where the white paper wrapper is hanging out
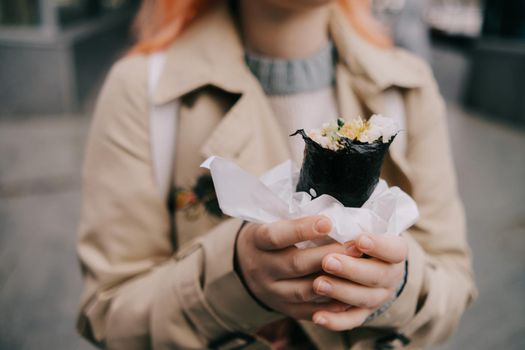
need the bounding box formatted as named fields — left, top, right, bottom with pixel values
left=201, top=156, right=419, bottom=247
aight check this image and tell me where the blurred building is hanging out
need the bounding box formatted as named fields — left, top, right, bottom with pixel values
left=2, top=0, right=524, bottom=126
left=375, top=0, right=524, bottom=127
left=426, top=0, right=482, bottom=37
left=464, top=0, right=525, bottom=127
left=0, top=0, right=138, bottom=116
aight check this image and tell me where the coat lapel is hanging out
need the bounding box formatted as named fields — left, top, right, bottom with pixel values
left=200, top=84, right=292, bottom=176
left=152, top=1, right=291, bottom=176
left=160, top=2, right=286, bottom=249
left=329, top=5, right=427, bottom=184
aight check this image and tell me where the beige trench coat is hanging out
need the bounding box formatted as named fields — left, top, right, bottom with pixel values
left=77, top=2, right=476, bottom=349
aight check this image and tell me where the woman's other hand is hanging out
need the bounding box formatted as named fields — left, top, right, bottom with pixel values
left=312, top=234, right=408, bottom=331
left=235, top=216, right=349, bottom=320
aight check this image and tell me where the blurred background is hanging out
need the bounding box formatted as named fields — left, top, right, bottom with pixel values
left=0, top=0, right=524, bottom=349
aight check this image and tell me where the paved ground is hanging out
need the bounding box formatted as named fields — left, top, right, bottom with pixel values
left=0, top=116, right=91, bottom=350
left=0, top=47, right=524, bottom=350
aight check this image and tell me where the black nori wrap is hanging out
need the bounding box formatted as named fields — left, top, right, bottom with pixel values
left=292, top=129, right=395, bottom=208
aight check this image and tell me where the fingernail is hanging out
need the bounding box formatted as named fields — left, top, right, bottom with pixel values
left=315, top=218, right=331, bottom=234
left=325, top=257, right=341, bottom=272
left=359, top=236, right=373, bottom=250
left=314, top=315, right=327, bottom=325
left=316, top=280, right=332, bottom=294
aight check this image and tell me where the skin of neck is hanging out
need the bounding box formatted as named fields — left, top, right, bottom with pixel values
left=237, top=0, right=333, bottom=59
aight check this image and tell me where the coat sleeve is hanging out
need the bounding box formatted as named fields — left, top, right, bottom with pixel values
left=76, top=57, right=280, bottom=350
left=362, top=62, right=477, bottom=348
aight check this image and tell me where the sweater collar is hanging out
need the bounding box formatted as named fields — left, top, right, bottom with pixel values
left=244, top=41, right=337, bottom=96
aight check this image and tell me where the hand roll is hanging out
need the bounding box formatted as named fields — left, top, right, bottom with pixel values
left=292, top=115, right=398, bottom=208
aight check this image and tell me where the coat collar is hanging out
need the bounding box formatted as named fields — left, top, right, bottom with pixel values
left=152, top=0, right=426, bottom=106
left=152, top=1, right=249, bottom=105
left=329, top=6, right=426, bottom=94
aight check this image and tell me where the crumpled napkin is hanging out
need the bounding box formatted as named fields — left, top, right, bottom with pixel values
left=201, top=156, right=419, bottom=247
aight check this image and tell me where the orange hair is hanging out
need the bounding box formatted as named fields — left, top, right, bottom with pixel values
left=129, top=0, right=392, bottom=55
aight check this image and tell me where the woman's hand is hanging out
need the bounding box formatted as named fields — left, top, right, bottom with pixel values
left=312, top=234, right=408, bottom=331
left=235, top=216, right=350, bottom=320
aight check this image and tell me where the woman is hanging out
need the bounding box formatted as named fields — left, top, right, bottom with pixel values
left=76, top=0, right=476, bottom=349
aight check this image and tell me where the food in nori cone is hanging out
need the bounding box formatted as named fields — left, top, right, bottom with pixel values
left=292, top=115, right=398, bottom=208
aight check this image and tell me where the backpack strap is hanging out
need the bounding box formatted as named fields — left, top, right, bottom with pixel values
left=148, top=52, right=180, bottom=200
